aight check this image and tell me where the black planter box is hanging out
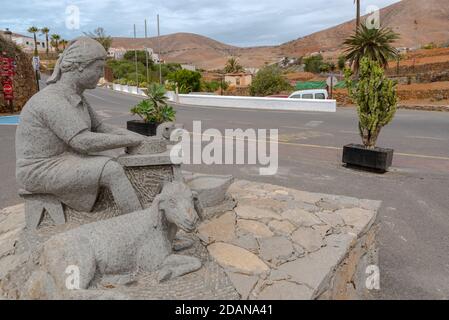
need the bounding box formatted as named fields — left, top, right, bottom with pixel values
left=126, top=120, right=159, bottom=136
left=342, top=144, right=394, bottom=173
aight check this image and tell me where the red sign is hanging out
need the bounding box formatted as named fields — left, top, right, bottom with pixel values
left=1, top=55, right=15, bottom=100
left=1, top=57, right=14, bottom=75
left=1, top=79, right=13, bottom=101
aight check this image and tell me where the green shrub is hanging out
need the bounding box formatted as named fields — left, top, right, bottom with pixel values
left=124, top=50, right=154, bottom=68
left=422, top=43, right=437, bottom=50
left=304, top=54, right=324, bottom=73
left=344, top=58, right=397, bottom=148
left=249, top=66, right=292, bottom=96
left=201, top=80, right=228, bottom=92
left=167, top=69, right=202, bottom=93
left=338, top=55, right=346, bottom=70
left=131, top=83, right=176, bottom=123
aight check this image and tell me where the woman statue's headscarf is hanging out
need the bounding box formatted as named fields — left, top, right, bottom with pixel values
left=47, top=36, right=107, bottom=85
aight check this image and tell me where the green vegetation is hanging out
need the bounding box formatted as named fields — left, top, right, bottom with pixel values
left=224, top=57, right=244, bottom=73
left=107, top=58, right=182, bottom=87
left=131, top=83, right=176, bottom=124
left=124, top=50, right=154, bottom=68
left=27, top=26, right=39, bottom=56
left=345, top=57, right=397, bottom=149
left=201, top=80, right=228, bottom=92
left=84, top=27, right=112, bottom=52
left=166, top=69, right=202, bottom=93
left=422, top=43, right=438, bottom=50
left=338, top=55, right=346, bottom=70
left=303, top=54, right=336, bottom=74
left=50, top=34, right=61, bottom=53
left=303, top=54, right=324, bottom=73
left=249, top=66, right=292, bottom=96
left=40, top=27, right=50, bottom=55
left=343, top=24, right=400, bottom=73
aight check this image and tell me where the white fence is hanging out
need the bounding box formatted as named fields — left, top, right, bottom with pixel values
left=109, top=87, right=336, bottom=113
left=112, top=84, right=147, bottom=96
left=169, top=93, right=336, bottom=112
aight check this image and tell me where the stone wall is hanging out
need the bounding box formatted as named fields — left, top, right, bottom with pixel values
left=334, top=85, right=449, bottom=104
left=387, top=61, right=449, bottom=77
left=0, top=36, right=38, bottom=114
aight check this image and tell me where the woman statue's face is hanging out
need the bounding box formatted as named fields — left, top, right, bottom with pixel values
left=79, top=59, right=106, bottom=89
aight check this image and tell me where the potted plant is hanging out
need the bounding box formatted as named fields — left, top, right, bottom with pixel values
left=127, top=83, right=176, bottom=136
left=342, top=57, right=398, bottom=172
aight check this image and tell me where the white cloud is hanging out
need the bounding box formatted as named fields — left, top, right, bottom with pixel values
left=1, top=0, right=400, bottom=46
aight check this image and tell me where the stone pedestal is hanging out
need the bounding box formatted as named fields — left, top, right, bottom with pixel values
left=0, top=180, right=381, bottom=300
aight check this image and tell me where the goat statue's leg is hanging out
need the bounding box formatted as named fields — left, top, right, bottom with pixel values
left=157, top=254, right=202, bottom=282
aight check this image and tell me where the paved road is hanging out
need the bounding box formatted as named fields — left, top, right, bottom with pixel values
left=1, top=85, right=449, bottom=299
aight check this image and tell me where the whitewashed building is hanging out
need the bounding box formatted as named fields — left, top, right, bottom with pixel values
left=0, top=29, right=46, bottom=53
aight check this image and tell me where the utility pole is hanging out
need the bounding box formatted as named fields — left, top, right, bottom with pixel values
left=134, top=24, right=138, bottom=86
left=157, top=14, right=162, bottom=85
left=145, top=19, right=150, bottom=84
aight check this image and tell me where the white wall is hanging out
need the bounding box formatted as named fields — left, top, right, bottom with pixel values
left=171, top=94, right=336, bottom=112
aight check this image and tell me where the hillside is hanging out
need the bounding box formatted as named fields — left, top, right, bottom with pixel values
left=280, top=0, right=449, bottom=57
left=111, top=0, right=449, bottom=70
left=112, top=32, right=283, bottom=70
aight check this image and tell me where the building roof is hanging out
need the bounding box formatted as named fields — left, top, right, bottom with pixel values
left=0, top=30, right=33, bottom=39
left=225, top=72, right=252, bottom=76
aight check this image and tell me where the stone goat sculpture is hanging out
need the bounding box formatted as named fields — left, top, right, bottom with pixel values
left=26, top=181, right=202, bottom=299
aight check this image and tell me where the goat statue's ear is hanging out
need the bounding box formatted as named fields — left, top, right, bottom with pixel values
left=192, top=191, right=204, bottom=220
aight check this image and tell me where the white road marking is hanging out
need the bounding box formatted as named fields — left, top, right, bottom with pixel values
left=407, top=136, right=447, bottom=141
left=281, top=126, right=309, bottom=130
left=305, top=121, right=323, bottom=128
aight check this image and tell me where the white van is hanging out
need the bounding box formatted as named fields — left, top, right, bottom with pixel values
left=288, top=89, right=328, bottom=100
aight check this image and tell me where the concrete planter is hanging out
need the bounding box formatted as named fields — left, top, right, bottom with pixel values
left=342, top=143, right=394, bottom=173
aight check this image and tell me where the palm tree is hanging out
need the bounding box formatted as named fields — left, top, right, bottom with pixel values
left=60, top=39, right=68, bottom=51
left=224, top=57, right=244, bottom=73
left=344, top=24, right=400, bottom=73
left=27, top=26, right=39, bottom=56
left=40, top=27, right=50, bottom=56
left=51, top=34, right=61, bottom=53
left=354, top=0, right=361, bottom=29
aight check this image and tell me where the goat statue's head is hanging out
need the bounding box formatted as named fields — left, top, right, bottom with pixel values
left=157, top=181, right=201, bottom=233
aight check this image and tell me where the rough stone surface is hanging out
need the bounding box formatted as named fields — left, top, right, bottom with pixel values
left=335, top=208, right=376, bottom=234
left=258, top=237, right=296, bottom=266
left=0, top=36, right=38, bottom=113
left=197, top=211, right=236, bottom=245
left=235, top=206, right=281, bottom=221
left=256, top=281, right=314, bottom=300
left=230, top=234, right=260, bottom=254
left=237, top=220, right=274, bottom=238
left=15, top=37, right=155, bottom=224
left=268, top=220, right=296, bottom=235
left=207, top=243, right=269, bottom=275
left=226, top=272, right=259, bottom=300
left=281, top=209, right=323, bottom=227
left=291, top=227, right=325, bottom=253
left=1, top=179, right=381, bottom=300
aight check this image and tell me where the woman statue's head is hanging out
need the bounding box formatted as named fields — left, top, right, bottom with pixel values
left=47, top=36, right=107, bottom=89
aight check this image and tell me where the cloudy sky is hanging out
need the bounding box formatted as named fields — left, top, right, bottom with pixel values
left=1, top=0, right=400, bottom=47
